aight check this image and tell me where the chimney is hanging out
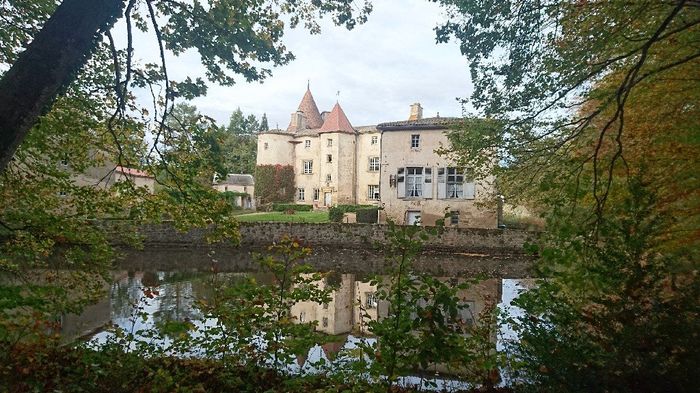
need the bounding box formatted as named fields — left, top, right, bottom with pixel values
left=291, top=110, right=306, bottom=131
left=408, top=103, right=423, bottom=121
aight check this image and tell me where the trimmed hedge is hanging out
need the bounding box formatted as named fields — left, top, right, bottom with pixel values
left=272, top=203, right=313, bottom=212
left=329, top=207, right=344, bottom=222
left=334, top=204, right=374, bottom=213
left=356, top=207, right=379, bottom=224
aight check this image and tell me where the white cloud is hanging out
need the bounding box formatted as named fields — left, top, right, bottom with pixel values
left=122, top=0, right=473, bottom=128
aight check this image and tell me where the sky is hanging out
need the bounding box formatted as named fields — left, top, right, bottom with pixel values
left=128, top=0, right=474, bottom=129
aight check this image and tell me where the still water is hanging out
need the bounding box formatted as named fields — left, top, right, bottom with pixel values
left=61, top=270, right=532, bottom=390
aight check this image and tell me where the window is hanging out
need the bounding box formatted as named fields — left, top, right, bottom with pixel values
left=460, top=301, right=476, bottom=327
left=327, top=154, right=333, bottom=163
left=450, top=211, right=459, bottom=225
left=60, top=156, right=68, bottom=167
left=406, top=167, right=423, bottom=197
left=368, top=185, right=380, bottom=200
left=411, top=134, right=420, bottom=148
left=327, top=138, right=333, bottom=147
left=303, top=160, right=313, bottom=174
left=371, top=135, right=378, bottom=145
left=299, top=311, right=306, bottom=323
left=264, top=142, right=268, bottom=150
left=447, top=167, right=464, bottom=198
left=297, top=188, right=305, bottom=201
left=304, top=139, right=311, bottom=148
left=322, top=317, right=329, bottom=327
left=365, top=292, right=377, bottom=309
left=313, top=188, right=320, bottom=201
left=322, top=302, right=329, bottom=310
left=58, top=190, right=67, bottom=197
left=224, top=186, right=228, bottom=192
left=368, top=157, right=380, bottom=171
left=326, top=174, right=332, bottom=182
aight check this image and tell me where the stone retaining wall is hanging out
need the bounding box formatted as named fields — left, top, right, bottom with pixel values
left=116, top=222, right=538, bottom=277
left=138, top=222, right=535, bottom=254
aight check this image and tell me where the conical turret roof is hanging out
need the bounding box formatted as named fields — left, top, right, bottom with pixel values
left=319, top=102, right=354, bottom=134
left=287, top=87, right=324, bottom=131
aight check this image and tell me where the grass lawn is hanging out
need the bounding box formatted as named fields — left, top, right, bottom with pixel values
left=235, top=211, right=329, bottom=223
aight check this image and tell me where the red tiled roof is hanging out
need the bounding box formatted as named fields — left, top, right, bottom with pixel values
left=116, top=166, right=152, bottom=178
left=319, top=103, right=354, bottom=134
left=287, top=87, right=324, bottom=131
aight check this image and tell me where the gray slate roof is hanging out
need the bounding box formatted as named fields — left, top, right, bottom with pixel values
left=377, top=117, right=460, bottom=131
left=355, top=125, right=379, bottom=133
left=220, top=174, right=254, bottom=186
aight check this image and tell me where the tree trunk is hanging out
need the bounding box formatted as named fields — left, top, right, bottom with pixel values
left=0, top=0, right=125, bottom=172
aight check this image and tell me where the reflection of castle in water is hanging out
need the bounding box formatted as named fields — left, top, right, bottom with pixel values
left=291, top=274, right=502, bottom=336
left=60, top=270, right=502, bottom=345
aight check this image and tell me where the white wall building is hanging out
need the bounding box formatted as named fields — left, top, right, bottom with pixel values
left=212, top=173, right=255, bottom=209
left=256, top=87, right=497, bottom=228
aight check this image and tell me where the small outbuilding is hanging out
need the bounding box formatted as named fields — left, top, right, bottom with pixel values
left=212, top=173, right=255, bottom=209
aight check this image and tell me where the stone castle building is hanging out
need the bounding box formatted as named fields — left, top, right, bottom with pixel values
left=256, top=86, right=497, bottom=228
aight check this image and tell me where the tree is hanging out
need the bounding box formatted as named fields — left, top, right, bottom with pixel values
left=163, top=102, right=228, bottom=182
left=434, top=1, right=700, bottom=390
left=435, top=0, right=700, bottom=221
left=0, top=0, right=124, bottom=171
left=0, top=0, right=373, bottom=172
left=222, top=107, right=259, bottom=174
left=226, top=108, right=259, bottom=136
left=0, top=0, right=371, bottom=349
left=259, top=113, right=269, bottom=132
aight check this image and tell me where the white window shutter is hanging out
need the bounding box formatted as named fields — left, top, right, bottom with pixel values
left=437, top=168, right=446, bottom=199
left=464, top=181, right=476, bottom=199
left=423, top=167, right=433, bottom=199
left=397, top=168, right=406, bottom=198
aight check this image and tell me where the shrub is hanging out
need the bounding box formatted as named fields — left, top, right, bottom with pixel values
left=328, top=207, right=344, bottom=222
left=272, top=203, right=312, bottom=212
left=335, top=204, right=374, bottom=213
left=218, top=191, right=246, bottom=210
left=356, top=207, right=379, bottom=223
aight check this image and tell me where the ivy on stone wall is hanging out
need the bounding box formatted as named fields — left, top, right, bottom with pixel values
left=254, top=164, right=295, bottom=204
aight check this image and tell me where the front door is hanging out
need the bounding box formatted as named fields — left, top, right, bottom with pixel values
left=324, top=192, right=332, bottom=207
left=407, top=211, right=421, bottom=226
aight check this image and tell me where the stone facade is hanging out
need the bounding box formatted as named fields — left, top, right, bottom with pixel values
left=291, top=273, right=355, bottom=335
left=127, top=222, right=531, bottom=252
left=257, top=88, right=375, bottom=208
left=355, top=126, right=382, bottom=205
left=378, top=125, right=497, bottom=228
left=212, top=174, right=255, bottom=209
left=256, top=88, right=498, bottom=227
